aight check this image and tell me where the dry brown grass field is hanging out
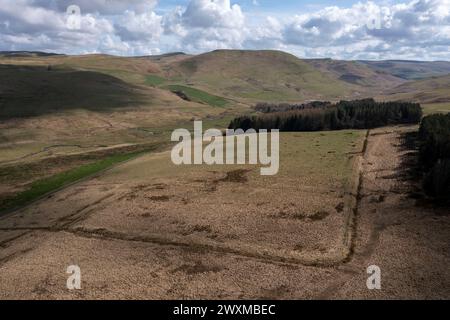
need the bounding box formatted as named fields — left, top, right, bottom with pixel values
left=0, top=51, right=449, bottom=300
left=1, top=132, right=364, bottom=262
left=0, top=127, right=448, bottom=299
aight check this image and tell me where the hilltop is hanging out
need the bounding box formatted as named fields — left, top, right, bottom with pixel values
left=160, top=50, right=360, bottom=102
left=2, top=49, right=450, bottom=115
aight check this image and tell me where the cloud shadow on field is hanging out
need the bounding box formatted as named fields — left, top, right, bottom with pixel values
left=0, top=64, right=147, bottom=119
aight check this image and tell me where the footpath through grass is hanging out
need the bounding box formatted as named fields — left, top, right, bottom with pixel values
left=0, top=152, right=142, bottom=215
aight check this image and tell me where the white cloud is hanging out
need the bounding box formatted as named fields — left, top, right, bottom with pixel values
left=182, top=0, right=244, bottom=28
left=162, top=6, right=187, bottom=37
left=0, top=0, right=449, bottom=60
left=116, top=11, right=163, bottom=42
left=163, top=0, right=247, bottom=52
left=278, top=0, right=450, bottom=59
left=0, top=0, right=66, bottom=33
left=0, top=0, right=161, bottom=55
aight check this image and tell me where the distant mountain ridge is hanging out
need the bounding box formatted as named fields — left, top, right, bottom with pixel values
left=0, top=51, right=63, bottom=57
left=359, top=60, right=450, bottom=80
left=2, top=50, right=449, bottom=81
left=304, top=58, right=406, bottom=92
left=1, top=49, right=449, bottom=115
left=383, top=74, right=450, bottom=103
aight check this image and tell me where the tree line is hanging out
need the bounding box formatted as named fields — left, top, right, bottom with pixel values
left=253, top=101, right=331, bottom=113
left=418, top=113, right=450, bottom=200
left=230, top=99, right=423, bottom=131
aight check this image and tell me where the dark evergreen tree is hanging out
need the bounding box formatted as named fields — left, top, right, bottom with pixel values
left=229, top=99, right=423, bottom=132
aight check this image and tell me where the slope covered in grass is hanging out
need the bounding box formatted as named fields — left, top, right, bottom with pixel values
left=305, top=59, right=405, bottom=91
left=0, top=54, right=162, bottom=85
left=422, top=103, right=450, bottom=115
left=146, top=74, right=166, bottom=86
left=0, top=64, right=146, bottom=119
left=166, top=50, right=357, bottom=102
left=384, top=74, right=450, bottom=104
left=0, top=151, right=143, bottom=214
left=164, top=84, right=229, bottom=107
left=360, top=60, right=450, bottom=80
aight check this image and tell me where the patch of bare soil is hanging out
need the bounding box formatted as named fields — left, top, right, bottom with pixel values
left=215, top=169, right=250, bottom=183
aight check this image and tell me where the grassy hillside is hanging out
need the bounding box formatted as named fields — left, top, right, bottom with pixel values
left=3, top=51, right=449, bottom=106
left=164, top=84, right=229, bottom=107
left=0, top=150, right=143, bottom=214
left=162, top=50, right=358, bottom=102
left=383, top=74, right=450, bottom=104
left=0, top=54, right=163, bottom=85
left=0, top=53, right=248, bottom=168
left=0, top=64, right=146, bottom=119
left=305, top=59, right=405, bottom=92
left=360, top=60, right=450, bottom=80
left=422, top=103, right=450, bottom=115
left=147, top=52, right=190, bottom=63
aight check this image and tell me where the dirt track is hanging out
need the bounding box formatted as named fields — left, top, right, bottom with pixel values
left=0, top=126, right=449, bottom=299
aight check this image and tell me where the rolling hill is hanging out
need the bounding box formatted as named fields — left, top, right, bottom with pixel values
left=0, top=53, right=163, bottom=86
left=383, top=74, right=450, bottom=104
left=359, top=60, right=450, bottom=80
left=0, top=64, right=146, bottom=119
left=305, top=58, right=406, bottom=92
left=159, top=50, right=361, bottom=102
left=2, top=49, right=450, bottom=119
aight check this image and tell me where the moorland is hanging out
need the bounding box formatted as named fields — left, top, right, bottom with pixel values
left=0, top=50, right=449, bottom=299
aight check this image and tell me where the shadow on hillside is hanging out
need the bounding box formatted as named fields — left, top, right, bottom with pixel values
left=0, top=64, right=147, bottom=120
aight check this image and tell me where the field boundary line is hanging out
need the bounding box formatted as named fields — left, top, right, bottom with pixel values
left=0, top=144, right=167, bottom=220
left=341, top=129, right=370, bottom=263
left=0, top=226, right=359, bottom=268
left=0, top=132, right=371, bottom=267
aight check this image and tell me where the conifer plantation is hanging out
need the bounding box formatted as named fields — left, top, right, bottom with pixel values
left=419, top=114, right=450, bottom=199
left=229, top=99, right=423, bottom=131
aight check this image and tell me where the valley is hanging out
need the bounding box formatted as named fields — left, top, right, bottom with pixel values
left=0, top=50, right=449, bottom=299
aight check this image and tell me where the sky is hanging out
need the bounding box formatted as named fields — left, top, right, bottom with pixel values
left=0, top=0, right=449, bottom=60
